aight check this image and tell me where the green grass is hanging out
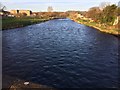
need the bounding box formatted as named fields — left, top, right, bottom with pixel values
left=76, top=18, right=120, bottom=35
left=2, top=17, right=50, bottom=30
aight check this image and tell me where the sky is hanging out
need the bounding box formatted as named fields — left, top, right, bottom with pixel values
left=1, top=0, right=119, bottom=12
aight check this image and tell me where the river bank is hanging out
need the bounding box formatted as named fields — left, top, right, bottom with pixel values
left=2, top=17, right=119, bottom=37
left=71, top=18, right=120, bottom=36
left=1, top=17, right=55, bottom=30
left=3, top=75, right=56, bottom=90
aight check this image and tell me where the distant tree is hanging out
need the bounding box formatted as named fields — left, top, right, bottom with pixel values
left=117, top=1, right=120, bottom=16
left=118, top=1, right=120, bottom=7
left=99, top=2, right=111, bottom=10
left=59, top=12, right=68, bottom=18
left=67, top=11, right=79, bottom=19
left=86, top=7, right=101, bottom=21
left=117, top=7, right=120, bottom=16
left=47, top=6, right=53, bottom=12
left=100, top=4, right=117, bottom=25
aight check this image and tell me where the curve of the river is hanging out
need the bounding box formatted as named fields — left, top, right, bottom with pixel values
left=3, top=19, right=119, bottom=88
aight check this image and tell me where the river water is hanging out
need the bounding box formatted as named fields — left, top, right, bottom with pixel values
left=2, top=19, right=119, bottom=88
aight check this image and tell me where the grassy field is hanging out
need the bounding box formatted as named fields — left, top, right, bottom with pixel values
left=1, top=17, right=51, bottom=30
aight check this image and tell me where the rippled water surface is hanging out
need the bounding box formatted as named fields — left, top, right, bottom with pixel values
left=3, top=19, right=119, bottom=88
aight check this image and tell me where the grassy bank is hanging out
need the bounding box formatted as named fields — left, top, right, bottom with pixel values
left=1, top=17, right=52, bottom=30
left=72, top=18, right=120, bottom=36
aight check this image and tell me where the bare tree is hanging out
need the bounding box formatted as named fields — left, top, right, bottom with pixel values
left=118, top=1, right=120, bottom=7
left=86, top=7, right=102, bottom=22
left=47, top=6, right=53, bottom=12
left=99, top=2, right=111, bottom=10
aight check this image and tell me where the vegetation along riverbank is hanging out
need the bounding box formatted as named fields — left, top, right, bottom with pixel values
left=72, top=18, right=119, bottom=36
left=69, top=4, right=120, bottom=36
left=1, top=2, right=120, bottom=36
left=1, top=11, right=67, bottom=30
left=1, top=17, right=53, bottom=30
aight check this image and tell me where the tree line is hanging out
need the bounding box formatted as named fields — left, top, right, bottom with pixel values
left=1, top=2, right=120, bottom=27
left=85, top=3, right=120, bottom=26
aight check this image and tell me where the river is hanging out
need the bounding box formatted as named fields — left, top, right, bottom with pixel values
left=2, top=19, right=119, bottom=88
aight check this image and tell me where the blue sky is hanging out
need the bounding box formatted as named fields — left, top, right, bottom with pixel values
left=1, top=0, right=119, bottom=12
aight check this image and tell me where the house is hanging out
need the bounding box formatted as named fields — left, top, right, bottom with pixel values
left=76, top=13, right=84, bottom=18
left=10, top=10, right=19, bottom=15
left=19, top=10, right=32, bottom=16
left=10, top=10, right=32, bottom=16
